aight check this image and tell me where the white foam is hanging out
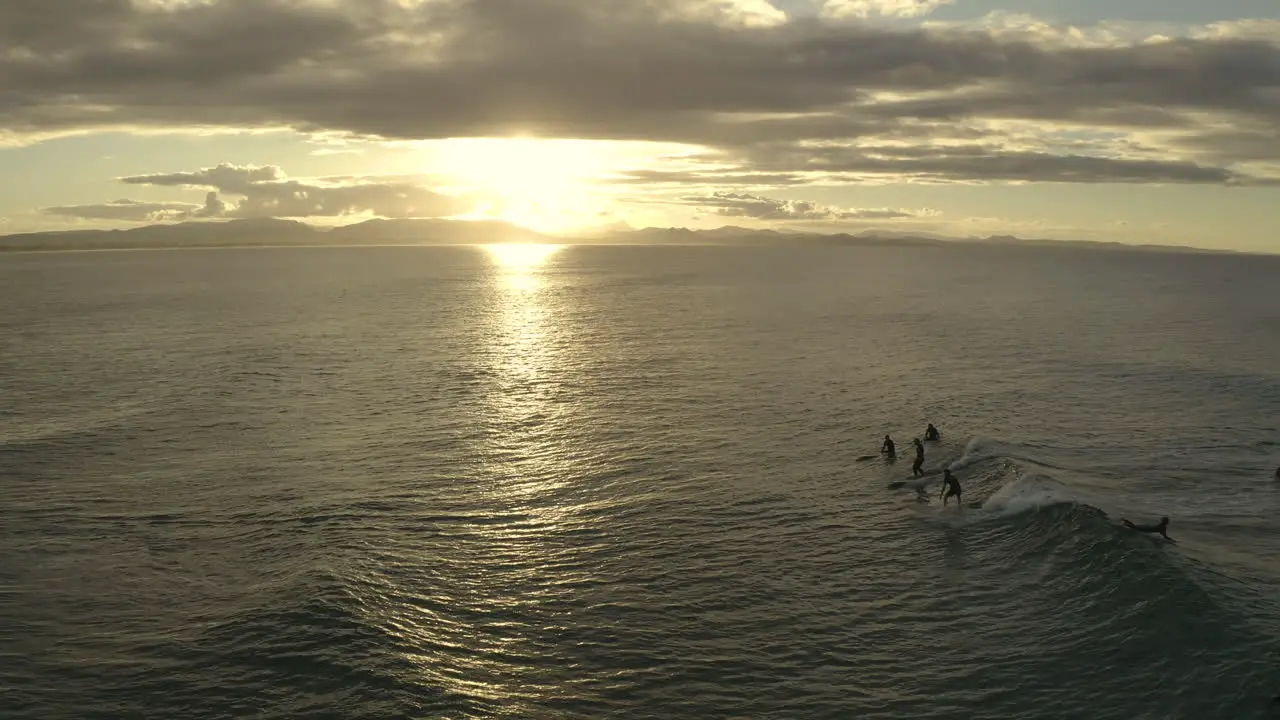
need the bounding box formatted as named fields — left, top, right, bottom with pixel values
left=977, top=471, right=1077, bottom=519
left=948, top=435, right=999, bottom=472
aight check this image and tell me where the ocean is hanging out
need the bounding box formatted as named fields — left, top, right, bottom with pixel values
left=2, top=242, right=1279, bottom=719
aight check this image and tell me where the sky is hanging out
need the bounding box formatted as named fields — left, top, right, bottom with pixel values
left=2, top=0, right=1279, bottom=252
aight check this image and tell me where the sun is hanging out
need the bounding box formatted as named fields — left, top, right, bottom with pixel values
left=414, top=137, right=683, bottom=234
left=425, top=137, right=610, bottom=233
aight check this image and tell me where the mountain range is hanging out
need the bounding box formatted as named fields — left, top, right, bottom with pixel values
left=0, top=217, right=1234, bottom=255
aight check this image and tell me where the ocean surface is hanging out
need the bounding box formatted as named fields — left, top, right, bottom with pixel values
left=3, top=241, right=1280, bottom=719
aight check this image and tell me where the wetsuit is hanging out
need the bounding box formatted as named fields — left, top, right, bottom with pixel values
left=911, top=440, right=924, bottom=477
left=940, top=471, right=961, bottom=506
left=882, top=436, right=896, bottom=457
left=924, top=424, right=940, bottom=441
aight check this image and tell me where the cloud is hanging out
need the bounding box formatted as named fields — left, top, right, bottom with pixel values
left=1194, top=19, right=1280, bottom=44
left=122, top=165, right=284, bottom=195
left=611, top=169, right=809, bottom=186
left=661, top=0, right=789, bottom=28
left=3, top=1, right=1280, bottom=186
left=821, top=0, right=954, bottom=20
left=42, top=199, right=205, bottom=222
left=684, top=191, right=930, bottom=220
left=610, top=142, right=1248, bottom=186
left=736, top=143, right=1248, bottom=184
left=41, top=163, right=470, bottom=223
left=925, top=13, right=1280, bottom=49
left=113, top=163, right=469, bottom=219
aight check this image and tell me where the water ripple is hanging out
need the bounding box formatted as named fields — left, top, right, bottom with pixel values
left=3, top=246, right=1280, bottom=719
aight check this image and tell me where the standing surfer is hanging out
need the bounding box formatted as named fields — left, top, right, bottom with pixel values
left=940, top=469, right=962, bottom=506
left=924, top=423, right=940, bottom=441
left=882, top=435, right=896, bottom=459
left=911, top=438, right=925, bottom=477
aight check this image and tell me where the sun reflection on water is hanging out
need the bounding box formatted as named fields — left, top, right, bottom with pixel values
left=358, top=243, right=609, bottom=712
left=483, top=243, right=564, bottom=293
left=478, top=242, right=573, bottom=501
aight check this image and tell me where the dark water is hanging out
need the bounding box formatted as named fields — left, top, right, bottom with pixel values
left=3, top=243, right=1280, bottom=719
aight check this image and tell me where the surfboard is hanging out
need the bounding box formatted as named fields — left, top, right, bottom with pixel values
left=1117, top=523, right=1176, bottom=544
left=856, top=455, right=878, bottom=462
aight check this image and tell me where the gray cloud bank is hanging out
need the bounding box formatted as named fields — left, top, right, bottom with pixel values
left=44, top=164, right=467, bottom=221
left=42, top=198, right=214, bottom=223
left=685, top=191, right=928, bottom=220
left=4, top=1, right=1280, bottom=185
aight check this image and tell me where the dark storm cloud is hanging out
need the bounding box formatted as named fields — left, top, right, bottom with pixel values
left=107, top=163, right=469, bottom=219
left=684, top=191, right=924, bottom=219
left=4, top=0, right=1280, bottom=183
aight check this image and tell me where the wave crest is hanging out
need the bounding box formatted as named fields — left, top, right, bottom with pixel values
left=978, top=471, right=1079, bottom=519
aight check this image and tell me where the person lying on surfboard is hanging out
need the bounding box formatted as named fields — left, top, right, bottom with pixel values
left=1121, top=516, right=1173, bottom=542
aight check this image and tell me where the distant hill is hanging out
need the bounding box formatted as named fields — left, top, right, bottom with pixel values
left=0, top=218, right=319, bottom=252
left=0, top=217, right=1246, bottom=256
left=325, top=218, right=552, bottom=245
left=589, top=226, right=945, bottom=247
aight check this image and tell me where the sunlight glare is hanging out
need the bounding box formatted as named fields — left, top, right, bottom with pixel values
left=484, top=243, right=563, bottom=271
left=413, top=137, right=698, bottom=233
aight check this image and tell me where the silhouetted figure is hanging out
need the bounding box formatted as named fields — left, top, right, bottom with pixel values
left=924, top=423, right=940, bottom=441
left=1121, top=516, right=1173, bottom=542
left=882, top=435, right=896, bottom=458
left=1274, top=465, right=1279, bottom=481
left=940, top=469, right=962, bottom=506
left=911, top=438, right=925, bottom=477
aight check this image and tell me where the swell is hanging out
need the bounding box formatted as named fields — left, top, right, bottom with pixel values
left=911, top=441, right=1280, bottom=709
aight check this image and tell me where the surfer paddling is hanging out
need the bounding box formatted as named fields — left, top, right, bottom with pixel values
left=1120, top=516, right=1174, bottom=542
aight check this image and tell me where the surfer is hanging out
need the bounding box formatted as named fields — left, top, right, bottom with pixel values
left=1274, top=465, right=1279, bottom=481
left=1120, top=516, right=1173, bottom=542
left=882, top=435, right=896, bottom=458
left=924, top=423, right=940, bottom=441
left=911, top=438, right=925, bottom=477
left=939, top=469, right=962, bottom=506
